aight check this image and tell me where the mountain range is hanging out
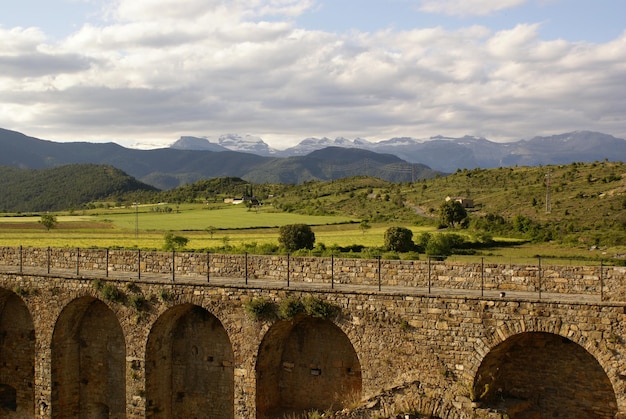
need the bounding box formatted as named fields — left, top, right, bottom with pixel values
left=2, top=128, right=624, bottom=191
left=171, top=131, right=626, bottom=173
left=0, top=128, right=439, bottom=190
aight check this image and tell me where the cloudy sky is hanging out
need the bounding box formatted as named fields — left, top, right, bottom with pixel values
left=1, top=0, right=625, bottom=149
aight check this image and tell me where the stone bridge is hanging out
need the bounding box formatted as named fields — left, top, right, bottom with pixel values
left=1, top=247, right=626, bottom=418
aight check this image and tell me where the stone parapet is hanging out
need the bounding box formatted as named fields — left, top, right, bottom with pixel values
left=1, top=246, right=623, bottom=301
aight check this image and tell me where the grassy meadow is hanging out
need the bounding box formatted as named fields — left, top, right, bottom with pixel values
left=0, top=203, right=407, bottom=250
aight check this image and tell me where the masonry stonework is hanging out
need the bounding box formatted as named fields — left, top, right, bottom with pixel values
left=1, top=249, right=626, bottom=418
left=2, top=247, right=624, bottom=300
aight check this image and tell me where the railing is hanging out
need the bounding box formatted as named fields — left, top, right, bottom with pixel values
left=1, top=246, right=625, bottom=302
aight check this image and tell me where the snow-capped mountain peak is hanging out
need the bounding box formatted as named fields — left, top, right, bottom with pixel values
left=170, top=134, right=276, bottom=155
left=216, top=134, right=274, bottom=155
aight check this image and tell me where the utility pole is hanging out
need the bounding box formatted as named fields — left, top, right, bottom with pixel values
left=545, top=170, right=551, bottom=214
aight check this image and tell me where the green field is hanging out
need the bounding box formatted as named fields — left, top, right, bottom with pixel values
left=106, top=204, right=358, bottom=231
left=0, top=202, right=613, bottom=266
left=0, top=204, right=407, bottom=250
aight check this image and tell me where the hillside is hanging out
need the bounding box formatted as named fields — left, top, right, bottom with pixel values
left=405, top=161, right=626, bottom=246
left=151, top=161, right=626, bottom=248
left=244, top=147, right=438, bottom=183
left=0, top=164, right=158, bottom=212
left=227, top=161, right=626, bottom=248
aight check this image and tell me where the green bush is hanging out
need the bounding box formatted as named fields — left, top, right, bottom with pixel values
left=303, top=296, right=339, bottom=319
left=163, top=232, right=189, bottom=251
left=129, top=294, right=148, bottom=311
left=278, top=297, right=305, bottom=319
left=92, top=279, right=103, bottom=291
left=101, top=283, right=124, bottom=303
left=158, top=289, right=173, bottom=302
left=384, top=226, right=414, bottom=252
left=425, top=233, right=466, bottom=259
left=244, top=297, right=276, bottom=321
left=439, top=200, right=468, bottom=227
left=278, top=224, right=316, bottom=251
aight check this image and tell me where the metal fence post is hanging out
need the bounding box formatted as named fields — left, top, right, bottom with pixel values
left=377, top=255, right=382, bottom=292
left=331, top=254, right=334, bottom=289
left=428, top=256, right=431, bottom=294
left=171, top=250, right=175, bottom=282
left=245, top=252, right=248, bottom=285
left=600, top=261, right=604, bottom=301
left=47, top=246, right=51, bottom=274
left=207, top=251, right=210, bottom=283
left=481, top=257, right=484, bottom=297
left=138, top=249, right=141, bottom=280
left=538, top=256, right=542, bottom=299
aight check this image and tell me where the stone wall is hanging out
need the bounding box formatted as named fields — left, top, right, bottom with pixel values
left=1, top=270, right=626, bottom=418
left=2, top=246, right=625, bottom=300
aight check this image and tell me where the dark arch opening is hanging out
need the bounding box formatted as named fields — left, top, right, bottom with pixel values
left=0, top=384, right=17, bottom=411
left=256, top=316, right=362, bottom=419
left=145, top=304, right=234, bottom=419
left=0, top=289, right=35, bottom=418
left=473, top=331, right=617, bottom=418
left=51, top=297, right=126, bottom=419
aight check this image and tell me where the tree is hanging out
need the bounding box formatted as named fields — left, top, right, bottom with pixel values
left=384, top=226, right=414, bottom=252
left=278, top=224, right=315, bottom=251
left=359, top=220, right=372, bottom=234
left=205, top=226, right=216, bottom=239
left=39, top=214, right=58, bottom=231
left=163, top=232, right=189, bottom=251
left=439, top=200, right=468, bottom=228
left=425, top=233, right=466, bottom=259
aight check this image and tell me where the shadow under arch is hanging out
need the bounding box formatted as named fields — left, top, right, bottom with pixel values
left=256, top=316, right=362, bottom=419
left=145, top=304, right=234, bottom=419
left=51, top=296, right=126, bottom=419
left=0, top=289, right=35, bottom=418
left=473, top=331, right=617, bottom=418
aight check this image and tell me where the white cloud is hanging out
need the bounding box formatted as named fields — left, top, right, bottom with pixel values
left=417, top=0, right=528, bottom=17
left=0, top=0, right=624, bottom=147
left=111, top=0, right=314, bottom=22
left=0, top=27, right=48, bottom=53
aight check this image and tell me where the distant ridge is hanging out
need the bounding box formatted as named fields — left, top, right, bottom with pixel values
left=174, top=131, right=626, bottom=172
left=0, top=128, right=440, bottom=189
left=3, top=128, right=624, bottom=189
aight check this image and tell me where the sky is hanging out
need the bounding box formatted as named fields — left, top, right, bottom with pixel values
left=1, top=0, right=625, bottom=149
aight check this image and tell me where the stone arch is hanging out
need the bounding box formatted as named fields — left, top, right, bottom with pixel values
left=51, top=296, right=126, bottom=419
left=0, top=289, right=35, bottom=418
left=256, top=316, right=362, bottom=419
left=145, top=303, right=234, bottom=419
left=472, top=331, right=617, bottom=418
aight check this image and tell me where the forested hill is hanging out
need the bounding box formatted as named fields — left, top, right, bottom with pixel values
left=0, top=164, right=158, bottom=212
